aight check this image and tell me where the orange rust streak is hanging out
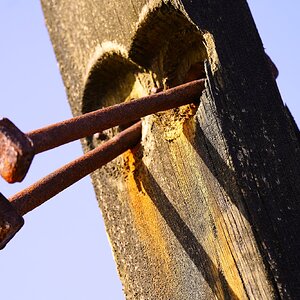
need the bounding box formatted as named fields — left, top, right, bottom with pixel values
left=123, top=150, right=175, bottom=285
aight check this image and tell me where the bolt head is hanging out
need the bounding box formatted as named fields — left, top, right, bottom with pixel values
left=0, top=193, right=24, bottom=249
left=0, top=118, right=34, bottom=183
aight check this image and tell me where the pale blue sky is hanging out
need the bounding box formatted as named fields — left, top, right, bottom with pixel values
left=0, top=1, right=299, bottom=300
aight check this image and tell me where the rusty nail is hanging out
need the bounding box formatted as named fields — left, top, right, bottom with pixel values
left=0, top=118, right=34, bottom=183
left=0, top=121, right=142, bottom=249
left=0, top=79, right=205, bottom=183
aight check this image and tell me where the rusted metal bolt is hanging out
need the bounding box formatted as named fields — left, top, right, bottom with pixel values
left=0, top=79, right=205, bottom=183
left=0, top=121, right=142, bottom=249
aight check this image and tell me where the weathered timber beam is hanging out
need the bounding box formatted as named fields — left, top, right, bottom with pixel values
left=41, top=0, right=300, bottom=299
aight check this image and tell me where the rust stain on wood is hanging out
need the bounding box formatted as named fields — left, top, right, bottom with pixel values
left=41, top=1, right=300, bottom=298
left=123, top=149, right=177, bottom=294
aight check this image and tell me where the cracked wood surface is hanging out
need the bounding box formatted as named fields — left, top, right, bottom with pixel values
left=42, top=0, right=300, bottom=299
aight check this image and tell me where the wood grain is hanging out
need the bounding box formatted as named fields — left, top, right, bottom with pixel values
left=42, top=0, right=300, bottom=298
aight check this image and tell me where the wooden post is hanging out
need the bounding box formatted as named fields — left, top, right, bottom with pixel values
left=42, top=1, right=300, bottom=299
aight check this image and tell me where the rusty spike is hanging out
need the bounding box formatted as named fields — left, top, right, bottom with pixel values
left=0, top=79, right=205, bottom=183
left=0, top=118, right=34, bottom=183
left=0, top=121, right=141, bottom=249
